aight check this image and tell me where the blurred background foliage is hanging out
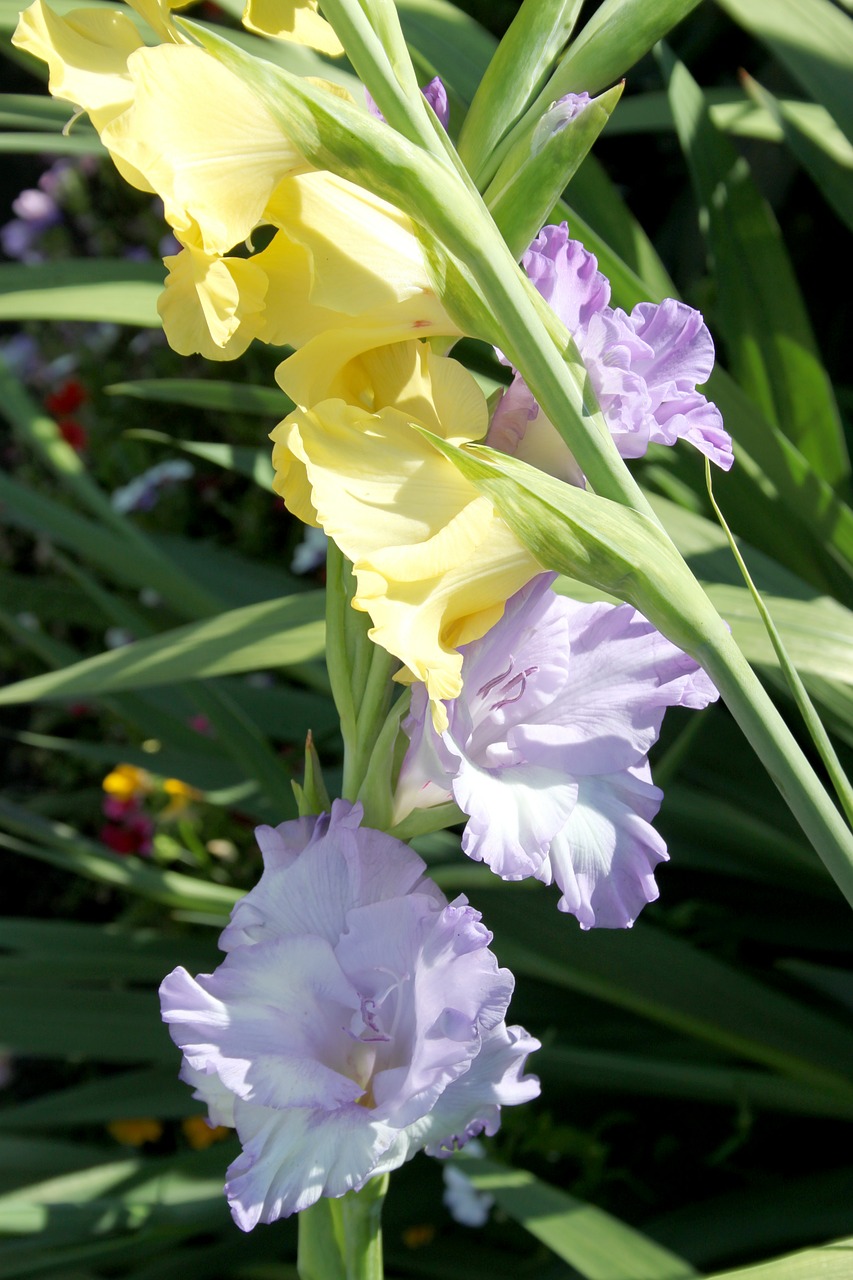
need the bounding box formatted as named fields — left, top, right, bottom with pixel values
left=1, top=0, right=853, bottom=1276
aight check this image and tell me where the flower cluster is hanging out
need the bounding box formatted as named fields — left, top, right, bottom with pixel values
left=159, top=802, right=539, bottom=1228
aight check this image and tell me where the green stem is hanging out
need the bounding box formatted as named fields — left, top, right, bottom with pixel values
left=297, top=1178, right=388, bottom=1280
left=331, top=1174, right=388, bottom=1280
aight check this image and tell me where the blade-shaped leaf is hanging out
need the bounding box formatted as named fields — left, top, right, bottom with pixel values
left=660, top=44, right=849, bottom=486
left=459, top=1156, right=697, bottom=1279
left=0, top=593, right=325, bottom=704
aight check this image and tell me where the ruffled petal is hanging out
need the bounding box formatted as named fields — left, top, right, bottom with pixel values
left=226, top=1101, right=397, bottom=1227
left=159, top=939, right=363, bottom=1110
left=101, top=43, right=307, bottom=252
left=546, top=765, right=668, bottom=929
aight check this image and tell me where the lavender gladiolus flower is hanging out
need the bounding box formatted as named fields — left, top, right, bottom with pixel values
left=487, top=223, right=733, bottom=479
left=159, top=801, right=539, bottom=1229
left=395, top=576, right=719, bottom=930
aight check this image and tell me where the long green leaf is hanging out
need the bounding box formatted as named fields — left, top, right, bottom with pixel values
left=0, top=261, right=161, bottom=326
left=741, top=73, right=853, bottom=235
left=475, top=888, right=853, bottom=1098
left=660, top=44, right=849, bottom=486
left=459, top=1157, right=697, bottom=1279
left=0, top=593, right=325, bottom=704
left=715, top=0, right=853, bottom=147
left=707, top=1237, right=853, bottom=1280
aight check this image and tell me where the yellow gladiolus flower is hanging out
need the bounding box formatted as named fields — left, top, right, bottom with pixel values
left=270, top=342, right=542, bottom=728
left=14, top=0, right=451, bottom=366
left=13, top=2, right=310, bottom=254
left=157, top=170, right=458, bottom=372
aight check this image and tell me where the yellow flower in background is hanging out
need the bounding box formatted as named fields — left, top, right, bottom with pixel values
left=162, top=777, right=203, bottom=819
left=102, top=763, right=151, bottom=802
left=271, top=342, right=542, bottom=727
left=181, top=1114, right=231, bottom=1150
left=107, top=1118, right=163, bottom=1146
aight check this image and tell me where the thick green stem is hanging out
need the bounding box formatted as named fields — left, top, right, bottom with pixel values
left=297, top=1178, right=388, bottom=1280
left=332, top=1174, right=388, bottom=1280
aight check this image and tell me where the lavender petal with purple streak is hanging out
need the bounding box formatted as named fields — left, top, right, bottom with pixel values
left=396, top=576, right=719, bottom=930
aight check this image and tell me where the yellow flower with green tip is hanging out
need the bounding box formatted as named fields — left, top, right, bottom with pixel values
left=270, top=342, right=542, bottom=728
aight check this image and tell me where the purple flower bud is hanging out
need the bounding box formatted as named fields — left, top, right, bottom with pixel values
left=365, top=76, right=450, bottom=131
left=396, top=576, right=719, bottom=930
left=160, top=801, right=539, bottom=1228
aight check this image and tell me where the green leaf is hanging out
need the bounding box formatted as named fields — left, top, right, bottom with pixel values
left=125, top=429, right=276, bottom=491
left=475, top=888, right=853, bottom=1097
left=706, top=1237, right=853, bottom=1280
left=0, top=131, right=105, bottom=154
left=0, top=261, right=162, bottom=326
left=486, top=82, right=624, bottom=260
left=457, top=0, right=584, bottom=181
left=459, top=1157, right=697, bottom=1279
left=0, top=1069, right=202, bottom=1129
left=715, top=0, right=853, bottom=148
left=107, top=379, right=290, bottom=416
left=659, top=44, right=849, bottom=487
left=546, top=0, right=702, bottom=100
left=538, top=1046, right=853, bottom=1120
left=0, top=472, right=222, bottom=619
left=0, top=593, right=325, bottom=704
left=741, top=73, right=853, bottom=234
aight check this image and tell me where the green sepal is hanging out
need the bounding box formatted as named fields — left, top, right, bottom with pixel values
left=291, top=731, right=332, bottom=817
left=457, top=0, right=585, bottom=183
left=417, top=430, right=726, bottom=658
left=486, top=82, right=624, bottom=260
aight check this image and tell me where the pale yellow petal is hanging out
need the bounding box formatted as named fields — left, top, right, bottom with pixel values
left=265, top=172, right=437, bottom=317
left=12, top=0, right=143, bottom=130
left=158, top=232, right=268, bottom=359
left=101, top=43, right=307, bottom=253
left=270, top=367, right=540, bottom=724
left=242, top=0, right=343, bottom=55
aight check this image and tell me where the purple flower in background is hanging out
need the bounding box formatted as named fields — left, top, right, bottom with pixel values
left=111, top=459, right=194, bottom=514
left=159, top=801, right=539, bottom=1229
left=1, top=185, right=62, bottom=262
left=396, top=576, right=718, bottom=930
left=487, top=223, right=733, bottom=480
left=366, top=76, right=450, bottom=131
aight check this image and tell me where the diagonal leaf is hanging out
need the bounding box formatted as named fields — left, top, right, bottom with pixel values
left=0, top=593, right=325, bottom=704
left=659, top=44, right=849, bottom=486
left=460, top=1156, right=697, bottom=1279
left=741, top=73, right=853, bottom=235
left=715, top=0, right=853, bottom=148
